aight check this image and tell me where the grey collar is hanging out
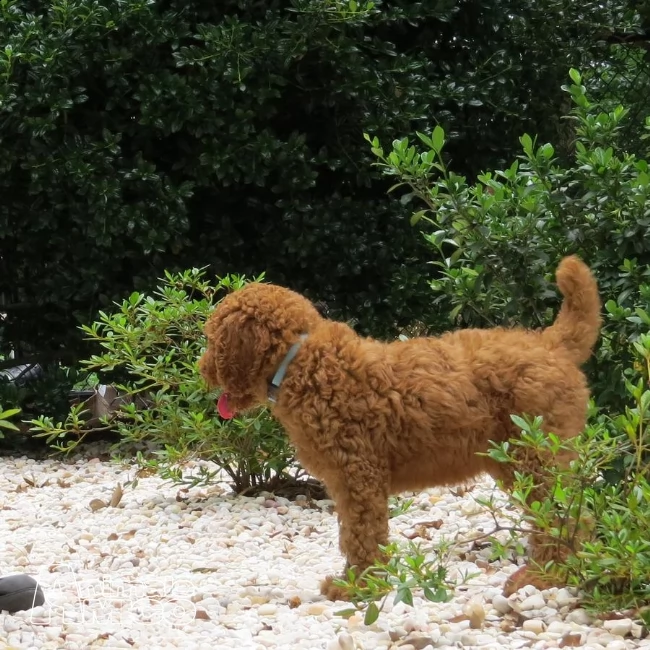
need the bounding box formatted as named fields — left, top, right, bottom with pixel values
left=268, top=334, right=307, bottom=404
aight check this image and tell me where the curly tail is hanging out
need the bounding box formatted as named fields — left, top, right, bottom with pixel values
left=542, top=255, right=601, bottom=365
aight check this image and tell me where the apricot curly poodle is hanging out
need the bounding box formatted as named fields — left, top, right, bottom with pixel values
left=199, top=256, right=601, bottom=600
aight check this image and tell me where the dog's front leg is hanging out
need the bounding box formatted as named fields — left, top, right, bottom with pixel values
left=319, top=462, right=390, bottom=602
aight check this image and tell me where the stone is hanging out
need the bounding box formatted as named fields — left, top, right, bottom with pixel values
left=603, top=618, right=633, bottom=637
left=305, top=602, right=328, bottom=616
left=463, top=602, right=486, bottom=629
left=605, top=641, right=628, bottom=650
left=492, top=594, right=512, bottom=615
left=554, top=588, right=577, bottom=608
left=522, top=619, right=546, bottom=635
left=546, top=621, right=571, bottom=635
left=257, top=603, right=277, bottom=616
left=518, top=593, right=546, bottom=611
left=566, top=608, right=593, bottom=625
left=475, top=634, right=498, bottom=645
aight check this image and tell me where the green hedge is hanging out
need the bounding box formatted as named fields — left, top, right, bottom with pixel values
left=0, top=0, right=639, bottom=378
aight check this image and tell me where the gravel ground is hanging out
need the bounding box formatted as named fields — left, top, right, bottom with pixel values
left=0, top=448, right=648, bottom=650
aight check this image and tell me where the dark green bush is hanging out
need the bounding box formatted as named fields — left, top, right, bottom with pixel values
left=367, top=69, right=650, bottom=411
left=0, top=0, right=641, bottom=391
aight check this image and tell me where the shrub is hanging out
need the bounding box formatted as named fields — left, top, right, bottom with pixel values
left=483, top=331, right=650, bottom=617
left=333, top=540, right=457, bottom=625
left=29, top=269, right=301, bottom=495
left=354, top=68, right=650, bottom=617
left=366, top=68, right=650, bottom=411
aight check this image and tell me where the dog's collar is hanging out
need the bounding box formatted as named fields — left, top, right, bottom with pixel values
left=268, top=334, right=307, bottom=404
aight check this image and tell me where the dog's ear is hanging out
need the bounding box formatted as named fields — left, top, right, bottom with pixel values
left=212, top=312, right=272, bottom=399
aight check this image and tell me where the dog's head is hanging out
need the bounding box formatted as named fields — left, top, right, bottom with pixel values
left=199, top=282, right=323, bottom=416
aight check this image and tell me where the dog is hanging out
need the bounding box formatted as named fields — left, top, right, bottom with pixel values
left=199, top=256, right=601, bottom=599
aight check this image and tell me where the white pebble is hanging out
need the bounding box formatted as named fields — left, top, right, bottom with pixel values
left=403, top=617, right=422, bottom=633
left=631, top=623, right=645, bottom=638
left=554, top=588, right=576, bottom=607
left=476, top=634, right=497, bottom=645
left=603, top=618, right=633, bottom=637
left=306, top=602, right=328, bottom=616
left=566, top=608, right=593, bottom=625
left=606, top=641, right=628, bottom=650
left=491, top=594, right=511, bottom=615
left=518, top=593, right=546, bottom=611
left=522, top=619, right=546, bottom=635
left=546, top=621, right=570, bottom=635
left=258, top=603, right=277, bottom=616
left=3, top=617, right=20, bottom=633
left=0, top=454, right=629, bottom=650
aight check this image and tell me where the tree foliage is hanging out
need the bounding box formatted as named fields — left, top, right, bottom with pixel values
left=0, top=0, right=643, bottom=393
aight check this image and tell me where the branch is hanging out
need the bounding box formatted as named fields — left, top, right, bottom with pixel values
left=601, top=30, right=650, bottom=50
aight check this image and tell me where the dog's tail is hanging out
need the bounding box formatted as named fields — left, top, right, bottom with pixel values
left=542, top=255, right=601, bottom=365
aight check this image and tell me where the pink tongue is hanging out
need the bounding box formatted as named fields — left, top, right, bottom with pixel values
left=217, top=393, right=235, bottom=419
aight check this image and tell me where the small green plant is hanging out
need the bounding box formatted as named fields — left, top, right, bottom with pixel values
left=483, top=332, right=650, bottom=615
left=0, top=404, right=21, bottom=437
left=29, top=269, right=297, bottom=494
left=388, top=495, right=415, bottom=518
left=333, top=541, right=456, bottom=625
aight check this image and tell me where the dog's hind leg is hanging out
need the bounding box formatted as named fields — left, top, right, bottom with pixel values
left=486, top=438, right=589, bottom=596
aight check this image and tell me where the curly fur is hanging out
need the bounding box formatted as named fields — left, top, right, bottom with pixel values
left=199, top=256, right=601, bottom=599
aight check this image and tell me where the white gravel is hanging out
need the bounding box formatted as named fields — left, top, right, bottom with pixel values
left=0, top=447, right=647, bottom=650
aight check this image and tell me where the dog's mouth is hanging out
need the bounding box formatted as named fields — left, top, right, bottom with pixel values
left=217, top=393, right=236, bottom=420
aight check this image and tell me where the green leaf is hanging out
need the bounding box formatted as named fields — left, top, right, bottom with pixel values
left=364, top=601, right=380, bottom=625
left=520, top=133, right=534, bottom=157
left=635, top=308, right=650, bottom=325
left=416, top=131, right=433, bottom=148
left=410, top=210, right=427, bottom=226
left=510, top=414, right=530, bottom=432
left=540, top=143, right=554, bottom=159
left=449, top=304, right=463, bottom=321
left=334, top=608, right=357, bottom=619
left=431, top=125, right=445, bottom=153
left=396, top=586, right=414, bottom=606
left=430, top=587, right=449, bottom=602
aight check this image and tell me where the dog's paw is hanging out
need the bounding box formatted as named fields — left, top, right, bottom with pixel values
left=320, top=575, right=351, bottom=602
left=503, top=564, right=561, bottom=596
